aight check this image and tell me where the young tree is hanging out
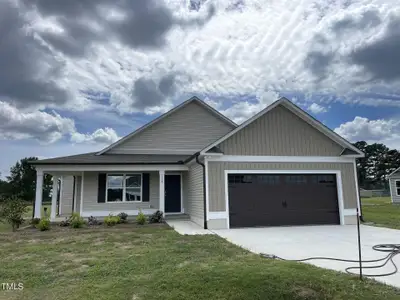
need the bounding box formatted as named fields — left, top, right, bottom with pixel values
left=6, top=157, right=52, bottom=202
left=0, top=195, right=27, bottom=231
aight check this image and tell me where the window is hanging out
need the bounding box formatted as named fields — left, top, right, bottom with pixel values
left=396, top=180, right=400, bottom=196
left=311, top=175, right=335, bottom=184
left=285, top=175, right=307, bottom=184
left=106, top=174, right=142, bottom=202
left=256, top=175, right=280, bottom=185
left=228, top=175, right=253, bottom=183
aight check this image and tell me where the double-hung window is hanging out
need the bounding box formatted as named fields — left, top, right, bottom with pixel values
left=106, top=174, right=142, bottom=202
left=396, top=180, right=400, bottom=196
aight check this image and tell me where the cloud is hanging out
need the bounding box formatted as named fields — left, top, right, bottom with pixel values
left=70, top=128, right=119, bottom=144
left=0, top=101, right=75, bottom=143
left=308, top=103, right=327, bottom=114
left=334, top=116, right=400, bottom=149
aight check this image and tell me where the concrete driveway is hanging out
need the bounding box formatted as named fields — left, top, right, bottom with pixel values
left=214, top=225, right=400, bottom=288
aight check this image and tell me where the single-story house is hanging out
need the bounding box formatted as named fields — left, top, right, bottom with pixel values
left=30, top=96, right=364, bottom=229
left=388, top=168, right=400, bottom=203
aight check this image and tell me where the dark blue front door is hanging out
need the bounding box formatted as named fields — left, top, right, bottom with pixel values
left=165, top=175, right=181, bottom=213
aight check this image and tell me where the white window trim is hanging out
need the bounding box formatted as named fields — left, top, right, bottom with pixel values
left=105, top=173, right=143, bottom=203
left=396, top=180, right=400, bottom=196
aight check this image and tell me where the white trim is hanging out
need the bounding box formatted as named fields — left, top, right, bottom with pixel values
left=353, top=160, right=361, bottom=217
left=395, top=180, right=400, bottom=196
left=81, top=209, right=157, bottom=217
left=206, top=155, right=355, bottom=163
left=159, top=170, right=165, bottom=215
left=200, top=97, right=364, bottom=157
left=389, top=178, right=394, bottom=203
left=388, top=166, right=400, bottom=178
left=97, top=96, right=237, bottom=155
left=208, top=211, right=228, bottom=219
left=105, top=173, right=143, bottom=203
left=36, top=165, right=188, bottom=172
left=343, top=208, right=357, bottom=216
left=110, top=149, right=198, bottom=155
left=59, top=176, right=63, bottom=215
left=73, top=176, right=77, bottom=213
left=80, top=172, right=84, bottom=216
left=50, top=176, right=58, bottom=221
left=205, top=157, right=210, bottom=220
left=222, top=170, right=346, bottom=229
left=34, top=171, right=44, bottom=218
left=164, top=173, right=183, bottom=213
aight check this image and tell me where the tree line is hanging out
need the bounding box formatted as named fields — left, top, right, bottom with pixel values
left=0, top=142, right=399, bottom=202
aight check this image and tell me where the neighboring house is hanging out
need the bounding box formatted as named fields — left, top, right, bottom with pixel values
left=359, top=188, right=390, bottom=198
left=388, top=168, right=400, bottom=203
left=30, top=96, right=365, bottom=229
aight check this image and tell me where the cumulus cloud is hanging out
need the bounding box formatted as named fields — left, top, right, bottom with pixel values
left=70, top=128, right=119, bottom=145
left=334, top=116, right=400, bottom=149
left=308, top=103, right=327, bottom=114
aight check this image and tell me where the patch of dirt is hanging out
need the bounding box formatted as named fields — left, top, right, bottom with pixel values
left=177, top=261, right=191, bottom=268
left=292, top=287, right=319, bottom=299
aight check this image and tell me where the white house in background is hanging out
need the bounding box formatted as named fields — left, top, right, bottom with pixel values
left=30, top=96, right=364, bottom=229
left=388, top=167, right=400, bottom=203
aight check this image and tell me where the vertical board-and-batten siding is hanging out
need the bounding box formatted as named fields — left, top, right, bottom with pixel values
left=60, top=176, right=74, bottom=216
left=217, top=105, right=343, bottom=156
left=186, top=163, right=204, bottom=226
left=207, top=162, right=358, bottom=212
left=82, top=172, right=160, bottom=212
left=107, top=101, right=234, bottom=154
left=389, top=174, right=400, bottom=203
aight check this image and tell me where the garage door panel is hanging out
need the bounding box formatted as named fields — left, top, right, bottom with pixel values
left=228, top=173, right=340, bottom=228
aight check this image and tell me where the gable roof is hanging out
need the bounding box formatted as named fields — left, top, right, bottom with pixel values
left=388, top=167, right=400, bottom=178
left=200, top=97, right=364, bottom=157
left=97, top=96, right=237, bottom=155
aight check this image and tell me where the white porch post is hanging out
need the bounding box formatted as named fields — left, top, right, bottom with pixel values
left=50, top=176, right=59, bottom=221
left=159, top=170, right=165, bottom=215
left=34, top=170, right=44, bottom=218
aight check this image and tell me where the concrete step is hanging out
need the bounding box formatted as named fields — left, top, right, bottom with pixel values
left=164, top=213, right=190, bottom=221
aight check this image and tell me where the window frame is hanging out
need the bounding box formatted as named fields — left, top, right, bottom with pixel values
left=105, top=173, right=143, bottom=203
left=396, top=180, right=400, bottom=196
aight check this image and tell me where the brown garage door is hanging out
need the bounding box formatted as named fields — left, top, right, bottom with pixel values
left=228, top=174, right=340, bottom=228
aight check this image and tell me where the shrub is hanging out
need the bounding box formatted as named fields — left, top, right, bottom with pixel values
left=118, top=212, right=128, bottom=223
left=0, top=196, right=27, bottom=231
left=59, top=217, right=70, bottom=227
left=31, top=218, right=41, bottom=226
left=104, top=215, right=120, bottom=226
left=70, top=213, right=85, bottom=228
left=149, top=210, right=164, bottom=224
left=87, top=216, right=101, bottom=226
left=136, top=210, right=146, bottom=225
left=36, top=218, right=50, bottom=231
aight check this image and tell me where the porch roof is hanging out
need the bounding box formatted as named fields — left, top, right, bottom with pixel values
left=30, top=152, right=190, bottom=165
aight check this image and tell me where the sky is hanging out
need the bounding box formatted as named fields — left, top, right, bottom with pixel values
left=1, top=0, right=400, bottom=178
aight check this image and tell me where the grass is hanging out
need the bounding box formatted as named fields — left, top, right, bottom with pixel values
left=0, top=225, right=399, bottom=300
left=361, top=197, right=400, bottom=230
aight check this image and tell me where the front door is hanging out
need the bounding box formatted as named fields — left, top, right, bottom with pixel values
left=165, top=174, right=181, bottom=213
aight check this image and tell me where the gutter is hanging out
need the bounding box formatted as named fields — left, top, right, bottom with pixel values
left=194, top=152, right=208, bottom=229
left=29, top=161, right=185, bottom=166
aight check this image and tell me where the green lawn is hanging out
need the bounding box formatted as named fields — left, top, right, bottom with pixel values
left=0, top=225, right=399, bottom=300
left=361, top=197, right=400, bottom=229
left=0, top=204, right=51, bottom=232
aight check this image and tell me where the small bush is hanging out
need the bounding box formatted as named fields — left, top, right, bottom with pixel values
left=70, top=213, right=85, bottom=228
left=136, top=210, right=146, bottom=225
left=118, top=212, right=128, bottom=223
left=87, top=216, right=101, bottom=226
left=31, top=218, right=41, bottom=226
left=59, top=217, right=70, bottom=227
left=36, top=218, right=50, bottom=231
left=149, top=210, right=164, bottom=223
left=104, top=215, right=120, bottom=226
left=0, top=196, right=27, bottom=231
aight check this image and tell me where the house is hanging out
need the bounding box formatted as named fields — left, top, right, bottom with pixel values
left=31, top=96, right=365, bottom=229
left=388, top=168, right=400, bottom=203
left=359, top=188, right=389, bottom=198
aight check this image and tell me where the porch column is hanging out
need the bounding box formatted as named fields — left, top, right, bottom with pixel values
left=34, top=170, right=44, bottom=218
left=50, top=176, right=59, bottom=221
left=159, top=170, right=165, bottom=215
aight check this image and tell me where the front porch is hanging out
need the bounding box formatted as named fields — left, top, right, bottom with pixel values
left=34, top=165, right=189, bottom=221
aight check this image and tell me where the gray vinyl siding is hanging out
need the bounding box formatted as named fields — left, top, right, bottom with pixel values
left=186, top=163, right=204, bottom=226
left=81, top=172, right=160, bottom=213
left=389, top=176, right=400, bottom=203
left=75, top=176, right=81, bottom=214
left=108, top=101, right=234, bottom=154
left=207, top=162, right=358, bottom=212
left=218, top=105, right=343, bottom=156
left=60, top=176, right=74, bottom=216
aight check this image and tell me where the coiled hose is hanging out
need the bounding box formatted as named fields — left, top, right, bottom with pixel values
left=261, top=244, right=400, bottom=277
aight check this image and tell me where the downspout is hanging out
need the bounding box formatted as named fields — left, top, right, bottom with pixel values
left=195, top=152, right=208, bottom=229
